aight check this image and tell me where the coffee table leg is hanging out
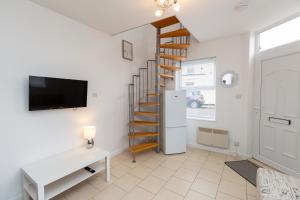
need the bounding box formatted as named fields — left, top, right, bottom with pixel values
left=37, top=185, right=45, bottom=200
left=105, top=155, right=110, bottom=182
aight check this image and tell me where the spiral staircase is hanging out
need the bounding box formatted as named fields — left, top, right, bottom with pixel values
left=128, top=16, right=190, bottom=162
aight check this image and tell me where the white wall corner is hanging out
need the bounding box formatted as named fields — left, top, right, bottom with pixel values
left=8, top=193, right=22, bottom=200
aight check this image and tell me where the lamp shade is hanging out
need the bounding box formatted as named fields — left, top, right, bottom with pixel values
left=83, top=126, right=96, bottom=140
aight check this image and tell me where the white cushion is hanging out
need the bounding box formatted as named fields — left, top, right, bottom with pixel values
left=257, top=168, right=300, bottom=200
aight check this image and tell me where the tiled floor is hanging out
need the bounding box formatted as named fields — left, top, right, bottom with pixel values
left=53, top=148, right=259, bottom=200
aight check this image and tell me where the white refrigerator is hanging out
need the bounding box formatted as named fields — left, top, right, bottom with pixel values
left=162, top=90, right=187, bottom=154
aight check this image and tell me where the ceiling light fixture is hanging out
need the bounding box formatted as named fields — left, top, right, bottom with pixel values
left=154, top=0, right=181, bottom=17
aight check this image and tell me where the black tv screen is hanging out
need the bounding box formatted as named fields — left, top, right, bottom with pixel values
left=29, top=76, right=88, bottom=111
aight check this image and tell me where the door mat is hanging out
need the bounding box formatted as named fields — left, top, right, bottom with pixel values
left=225, top=160, right=259, bottom=186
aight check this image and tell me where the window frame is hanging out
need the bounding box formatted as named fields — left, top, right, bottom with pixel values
left=256, top=14, right=300, bottom=53
left=179, top=57, right=217, bottom=121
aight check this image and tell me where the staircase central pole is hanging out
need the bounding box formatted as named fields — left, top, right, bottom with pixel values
left=155, top=28, right=161, bottom=153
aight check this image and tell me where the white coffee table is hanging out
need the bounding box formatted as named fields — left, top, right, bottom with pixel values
left=22, top=147, right=110, bottom=200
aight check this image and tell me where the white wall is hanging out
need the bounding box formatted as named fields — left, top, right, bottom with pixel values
left=186, top=34, right=253, bottom=156
left=0, top=1, right=151, bottom=199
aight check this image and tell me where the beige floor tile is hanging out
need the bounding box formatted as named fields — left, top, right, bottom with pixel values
left=152, top=166, right=175, bottom=181
left=197, top=168, right=221, bottom=184
left=222, top=166, right=246, bottom=185
left=174, top=168, right=198, bottom=182
left=181, top=160, right=203, bottom=172
left=247, top=195, right=259, bottom=200
left=111, top=165, right=131, bottom=178
left=168, top=153, right=188, bottom=162
left=164, top=177, right=192, bottom=196
left=116, top=152, right=132, bottom=161
left=216, top=192, right=242, bottom=200
left=128, top=165, right=152, bottom=179
left=153, top=188, right=184, bottom=200
left=93, top=185, right=126, bottom=200
left=209, top=152, right=226, bottom=159
left=203, top=161, right=224, bottom=174
left=121, top=159, right=139, bottom=169
left=186, top=147, right=194, bottom=155
left=226, top=155, right=239, bottom=162
left=191, top=178, right=218, bottom=198
left=64, top=182, right=98, bottom=200
left=188, top=153, right=208, bottom=163
left=135, top=152, right=156, bottom=162
left=192, top=149, right=210, bottom=155
left=88, top=174, right=112, bottom=191
left=111, top=158, right=122, bottom=167
left=56, top=150, right=259, bottom=200
left=161, top=159, right=183, bottom=170
left=51, top=194, right=67, bottom=200
left=113, top=174, right=141, bottom=191
left=142, top=157, right=163, bottom=169
left=246, top=182, right=258, bottom=197
left=139, top=176, right=166, bottom=194
left=207, top=156, right=226, bottom=165
left=185, top=190, right=214, bottom=200
left=121, top=187, right=154, bottom=200
left=218, top=179, right=246, bottom=200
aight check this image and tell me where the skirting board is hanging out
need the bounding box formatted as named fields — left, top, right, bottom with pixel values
left=188, top=143, right=252, bottom=159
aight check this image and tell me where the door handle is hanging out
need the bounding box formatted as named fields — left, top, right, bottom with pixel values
left=268, top=117, right=291, bottom=125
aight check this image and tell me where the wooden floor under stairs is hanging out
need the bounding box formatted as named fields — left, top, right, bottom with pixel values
left=128, top=142, right=159, bottom=153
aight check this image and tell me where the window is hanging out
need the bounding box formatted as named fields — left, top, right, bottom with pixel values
left=259, top=16, right=300, bottom=51
left=181, top=58, right=216, bottom=120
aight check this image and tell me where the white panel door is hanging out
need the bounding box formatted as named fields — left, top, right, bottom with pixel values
left=260, top=53, right=300, bottom=173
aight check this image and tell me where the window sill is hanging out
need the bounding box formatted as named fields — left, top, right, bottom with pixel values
left=187, top=117, right=216, bottom=122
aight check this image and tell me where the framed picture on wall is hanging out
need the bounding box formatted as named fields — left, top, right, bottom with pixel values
left=122, top=40, right=133, bottom=61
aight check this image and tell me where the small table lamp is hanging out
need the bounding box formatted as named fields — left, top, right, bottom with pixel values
left=83, top=126, right=96, bottom=149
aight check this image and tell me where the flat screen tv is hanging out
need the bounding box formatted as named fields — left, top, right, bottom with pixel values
left=29, top=76, right=88, bottom=111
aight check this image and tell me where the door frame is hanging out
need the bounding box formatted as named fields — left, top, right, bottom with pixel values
left=253, top=40, right=300, bottom=176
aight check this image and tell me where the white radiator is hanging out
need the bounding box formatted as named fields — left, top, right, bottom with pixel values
left=197, top=127, right=229, bottom=149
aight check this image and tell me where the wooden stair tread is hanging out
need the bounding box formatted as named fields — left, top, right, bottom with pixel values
left=155, top=83, right=166, bottom=87
left=129, top=142, right=159, bottom=153
left=159, top=74, right=175, bottom=79
left=160, top=54, right=186, bottom=61
left=134, top=111, right=159, bottom=117
left=130, top=120, right=159, bottom=126
left=160, top=64, right=181, bottom=71
left=160, top=29, right=190, bottom=38
left=151, top=16, right=179, bottom=28
left=147, top=93, right=160, bottom=96
left=160, top=43, right=190, bottom=49
left=128, top=132, right=159, bottom=138
left=140, top=102, right=160, bottom=106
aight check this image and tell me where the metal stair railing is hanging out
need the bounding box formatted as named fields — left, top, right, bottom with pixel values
left=128, top=22, right=190, bottom=161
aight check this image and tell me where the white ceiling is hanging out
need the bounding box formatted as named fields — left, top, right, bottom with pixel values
left=30, top=0, right=300, bottom=41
